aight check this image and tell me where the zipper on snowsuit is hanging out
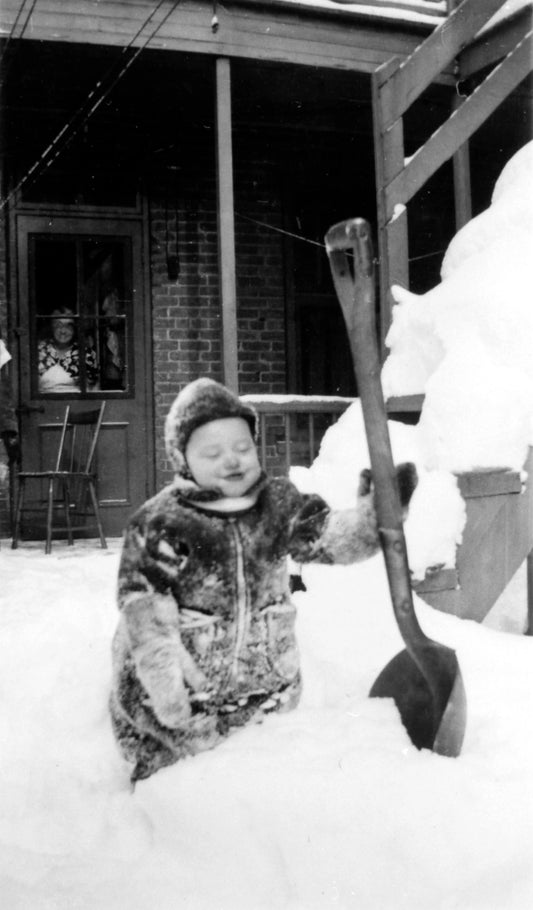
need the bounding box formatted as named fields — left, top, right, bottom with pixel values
left=227, top=517, right=250, bottom=685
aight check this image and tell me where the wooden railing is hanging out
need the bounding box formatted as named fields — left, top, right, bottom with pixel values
left=414, top=447, right=533, bottom=631
left=240, top=396, right=355, bottom=474
left=241, top=394, right=425, bottom=474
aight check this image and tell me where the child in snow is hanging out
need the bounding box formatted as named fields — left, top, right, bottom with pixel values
left=110, top=378, right=417, bottom=782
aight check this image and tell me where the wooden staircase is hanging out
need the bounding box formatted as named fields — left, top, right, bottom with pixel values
left=413, top=448, right=533, bottom=631
left=372, top=0, right=533, bottom=351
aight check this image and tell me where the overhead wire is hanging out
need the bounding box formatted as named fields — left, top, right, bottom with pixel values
left=1, top=0, right=446, bottom=268
left=0, top=0, right=183, bottom=211
left=235, top=210, right=445, bottom=266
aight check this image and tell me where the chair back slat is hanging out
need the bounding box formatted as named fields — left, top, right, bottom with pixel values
left=83, top=404, right=106, bottom=473
left=57, top=404, right=106, bottom=509
left=59, top=403, right=106, bottom=472
left=53, top=406, right=71, bottom=472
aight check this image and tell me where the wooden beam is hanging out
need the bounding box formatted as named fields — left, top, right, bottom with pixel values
left=457, top=469, right=522, bottom=499
left=384, top=29, right=533, bottom=217
left=386, top=393, right=424, bottom=414
left=372, top=65, right=409, bottom=348
left=379, top=216, right=409, bottom=344
left=451, top=93, right=472, bottom=231
left=376, top=0, right=505, bottom=129
left=215, top=57, right=239, bottom=393
left=459, top=5, right=533, bottom=79
left=527, top=550, right=533, bottom=635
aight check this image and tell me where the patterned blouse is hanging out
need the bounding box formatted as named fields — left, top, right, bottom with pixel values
left=38, top=340, right=98, bottom=387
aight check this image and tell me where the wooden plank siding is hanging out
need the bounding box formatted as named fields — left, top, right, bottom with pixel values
left=0, top=0, right=445, bottom=73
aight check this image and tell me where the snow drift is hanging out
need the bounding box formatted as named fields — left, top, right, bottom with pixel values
left=382, top=140, right=533, bottom=475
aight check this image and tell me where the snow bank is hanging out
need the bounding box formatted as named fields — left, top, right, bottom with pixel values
left=382, top=140, right=533, bottom=475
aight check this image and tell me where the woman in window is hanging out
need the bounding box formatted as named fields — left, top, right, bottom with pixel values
left=38, top=308, right=98, bottom=393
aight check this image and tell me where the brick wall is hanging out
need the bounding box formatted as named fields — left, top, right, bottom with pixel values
left=151, top=131, right=287, bottom=488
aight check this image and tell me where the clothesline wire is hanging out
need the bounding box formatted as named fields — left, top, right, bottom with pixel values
left=0, top=0, right=183, bottom=211
left=235, top=211, right=445, bottom=266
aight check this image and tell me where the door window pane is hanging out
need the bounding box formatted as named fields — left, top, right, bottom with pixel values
left=30, top=234, right=132, bottom=396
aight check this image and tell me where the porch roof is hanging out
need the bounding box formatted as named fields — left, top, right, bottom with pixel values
left=0, top=3, right=527, bottom=79
left=0, top=0, right=447, bottom=76
left=0, top=1, right=528, bottom=42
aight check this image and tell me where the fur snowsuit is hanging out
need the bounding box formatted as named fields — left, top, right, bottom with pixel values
left=109, top=379, right=417, bottom=782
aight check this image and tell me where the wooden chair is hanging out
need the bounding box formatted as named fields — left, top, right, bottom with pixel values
left=12, top=403, right=107, bottom=554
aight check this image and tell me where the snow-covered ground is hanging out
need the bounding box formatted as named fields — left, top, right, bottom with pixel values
left=0, top=537, right=531, bottom=910
left=1, top=140, right=532, bottom=910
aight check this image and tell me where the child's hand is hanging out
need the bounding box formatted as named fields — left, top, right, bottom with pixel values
left=358, top=462, right=418, bottom=510
left=396, top=462, right=418, bottom=508
left=148, top=671, right=192, bottom=729
left=290, top=495, right=330, bottom=548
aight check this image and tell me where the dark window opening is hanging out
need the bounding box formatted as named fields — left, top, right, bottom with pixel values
left=30, top=234, right=133, bottom=397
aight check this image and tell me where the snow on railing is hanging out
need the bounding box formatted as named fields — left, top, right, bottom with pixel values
left=241, top=394, right=354, bottom=473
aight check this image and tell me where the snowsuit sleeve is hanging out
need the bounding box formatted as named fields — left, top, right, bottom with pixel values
left=117, top=514, right=207, bottom=729
left=287, top=462, right=417, bottom=565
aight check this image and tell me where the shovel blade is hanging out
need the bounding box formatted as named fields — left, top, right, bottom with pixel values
left=369, top=647, right=466, bottom=757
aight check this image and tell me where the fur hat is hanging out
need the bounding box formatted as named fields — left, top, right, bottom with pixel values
left=164, top=378, right=258, bottom=475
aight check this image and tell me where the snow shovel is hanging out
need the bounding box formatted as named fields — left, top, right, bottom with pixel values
left=325, top=217, right=466, bottom=757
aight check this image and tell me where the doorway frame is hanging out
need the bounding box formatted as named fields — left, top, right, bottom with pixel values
left=8, top=198, right=156, bottom=522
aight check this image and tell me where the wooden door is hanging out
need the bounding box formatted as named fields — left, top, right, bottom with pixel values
left=15, top=214, right=153, bottom=537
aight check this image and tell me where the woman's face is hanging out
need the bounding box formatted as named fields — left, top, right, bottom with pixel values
left=185, top=417, right=261, bottom=497
left=52, top=318, right=75, bottom=349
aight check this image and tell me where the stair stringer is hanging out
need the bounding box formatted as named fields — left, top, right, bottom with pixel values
left=414, top=448, right=533, bottom=622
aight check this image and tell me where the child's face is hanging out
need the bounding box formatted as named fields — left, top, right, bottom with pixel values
left=185, top=417, right=261, bottom=497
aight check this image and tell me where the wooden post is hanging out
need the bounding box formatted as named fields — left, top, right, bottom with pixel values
left=371, top=0, right=526, bottom=351
left=372, top=62, right=409, bottom=354
left=452, top=92, right=472, bottom=232
left=215, top=57, right=239, bottom=393
left=527, top=551, right=533, bottom=635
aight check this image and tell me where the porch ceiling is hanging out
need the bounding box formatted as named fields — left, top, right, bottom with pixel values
left=4, top=37, right=528, bottom=164
left=2, top=40, right=374, bottom=134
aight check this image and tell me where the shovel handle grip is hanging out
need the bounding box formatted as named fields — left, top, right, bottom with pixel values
left=325, top=219, right=373, bottom=274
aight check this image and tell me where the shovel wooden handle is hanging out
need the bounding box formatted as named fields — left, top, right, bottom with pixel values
left=325, top=218, right=427, bottom=652
left=327, top=219, right=466, bottom=757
